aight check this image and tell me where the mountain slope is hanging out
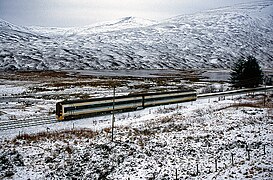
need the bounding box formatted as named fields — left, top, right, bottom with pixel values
left=0, top=0, right=272, bottom=70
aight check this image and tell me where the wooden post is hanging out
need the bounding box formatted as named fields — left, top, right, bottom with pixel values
left=263, top=95, right=266, bottom=107
left=215, top=158, right=217, bottom=172
left=231, top=153, right=234, bottom=166
left=247, top=150, right=250, bottom=160
left=196, top=164, right=199, bottom=175
left=246, top=144, right=250, bottom=161
left=175, top=168, right=178, bottom=180
left=264, top=82, right=266, bottom=107
left=263, top=144, right=266, bottom=155
left=111, top=86, right=116, bottom=142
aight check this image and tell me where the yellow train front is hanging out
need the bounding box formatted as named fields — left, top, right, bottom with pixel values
left=56, top=90, right=197, bottom=120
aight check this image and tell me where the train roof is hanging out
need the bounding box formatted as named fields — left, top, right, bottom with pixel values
left=57, top=90, right=196, bottom=105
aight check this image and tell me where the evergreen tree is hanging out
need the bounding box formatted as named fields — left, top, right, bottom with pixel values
left=230, top=57, right=245, bottom=88
left=230, top=56, right=263, bottom=88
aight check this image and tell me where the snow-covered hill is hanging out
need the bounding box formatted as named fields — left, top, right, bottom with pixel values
left=0, top=0, right=272, bottom=70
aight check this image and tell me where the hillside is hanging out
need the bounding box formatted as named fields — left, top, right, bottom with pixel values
left=0, top=0, right=272, bottom=70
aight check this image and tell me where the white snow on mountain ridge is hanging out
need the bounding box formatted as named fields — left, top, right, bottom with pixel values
left=28, top=17, right=157, bottom=37
left=0, top=0, right=272, bottom=70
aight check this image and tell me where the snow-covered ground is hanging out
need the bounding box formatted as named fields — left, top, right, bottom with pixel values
left=0, top=0, right=273, bottom=70
left=0, top=70, right=231, bottom=122
left=0, top=90, right=272, bottom=179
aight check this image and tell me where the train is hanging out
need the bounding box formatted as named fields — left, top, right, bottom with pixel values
left=56, top=90, right=197, bottom=120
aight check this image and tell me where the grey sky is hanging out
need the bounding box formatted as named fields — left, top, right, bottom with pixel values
left=0, top=0, right=255, bottom=27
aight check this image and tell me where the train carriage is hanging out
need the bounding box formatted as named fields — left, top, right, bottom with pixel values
left=56, top=94, right=144, bottom=120
left=143, top=91, right=197, bottom=107
left=56, top=90, right=196, bottom=120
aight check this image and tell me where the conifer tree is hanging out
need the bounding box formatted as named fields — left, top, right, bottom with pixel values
left=230, top=56, right=263, bottom=88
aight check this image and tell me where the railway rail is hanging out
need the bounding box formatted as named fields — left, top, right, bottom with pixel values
left=198, top=86, right=273, bottom=98
left=0, top=116, right=57, bottom=131
left=1, top=86, right=272, bottom=131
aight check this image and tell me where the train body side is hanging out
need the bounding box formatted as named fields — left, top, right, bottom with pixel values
left=56, top=90, right=197, bottom=120
left=144, top=91, right=196, bottom=107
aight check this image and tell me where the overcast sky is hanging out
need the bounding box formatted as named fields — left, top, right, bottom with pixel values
left=0, top=0, right=255, bottom=27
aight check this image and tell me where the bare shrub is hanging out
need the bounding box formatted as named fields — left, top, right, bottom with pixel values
left=65, top=145, right=73, bottom=154
left=103, top=127, right=111, bottom=138
left=159, top=116, right=173, bottom=123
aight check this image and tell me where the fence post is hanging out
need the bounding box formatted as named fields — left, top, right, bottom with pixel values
left=263, top=144, right=266, bottom=155
left=231, top=153, right=234, bottom=166
left=175, top=168, right=178, bottom=180
left=245, top=144, right=248, bottom=152
left=215, top=158, right=217, bottom=172
left=196, top=164, right=199, bottom=175
left=247, top=150, right=250, bottom=160
left=247, top=149, right=250, bottom=161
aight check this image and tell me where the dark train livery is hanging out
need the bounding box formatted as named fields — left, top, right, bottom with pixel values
left=56, top=90, right=197, bottom=120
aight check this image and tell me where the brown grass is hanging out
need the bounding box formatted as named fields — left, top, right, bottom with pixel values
left=12, top=128, right=98, bottom=143
left=0, top=70, right=69, bottom=81
left=0, top=70, right=126, bottom=88
left=51, top=79, right=125, bottom=88
left=217, top=101, right=273, bottom=112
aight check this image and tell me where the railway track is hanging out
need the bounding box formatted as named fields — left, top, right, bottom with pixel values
left=1, top=86, right=272, bottom=131
left=0, top=116, right=58, bottom=131
left=198, top=86, right=273, bottom=98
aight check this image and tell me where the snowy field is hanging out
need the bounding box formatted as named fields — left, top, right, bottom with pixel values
left=0, top=70, right=230, bottom=122
left=0, top=89, right=272, bottom=179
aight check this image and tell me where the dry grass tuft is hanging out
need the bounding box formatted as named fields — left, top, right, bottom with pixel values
left=12, top=128, right=98, bottom=143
